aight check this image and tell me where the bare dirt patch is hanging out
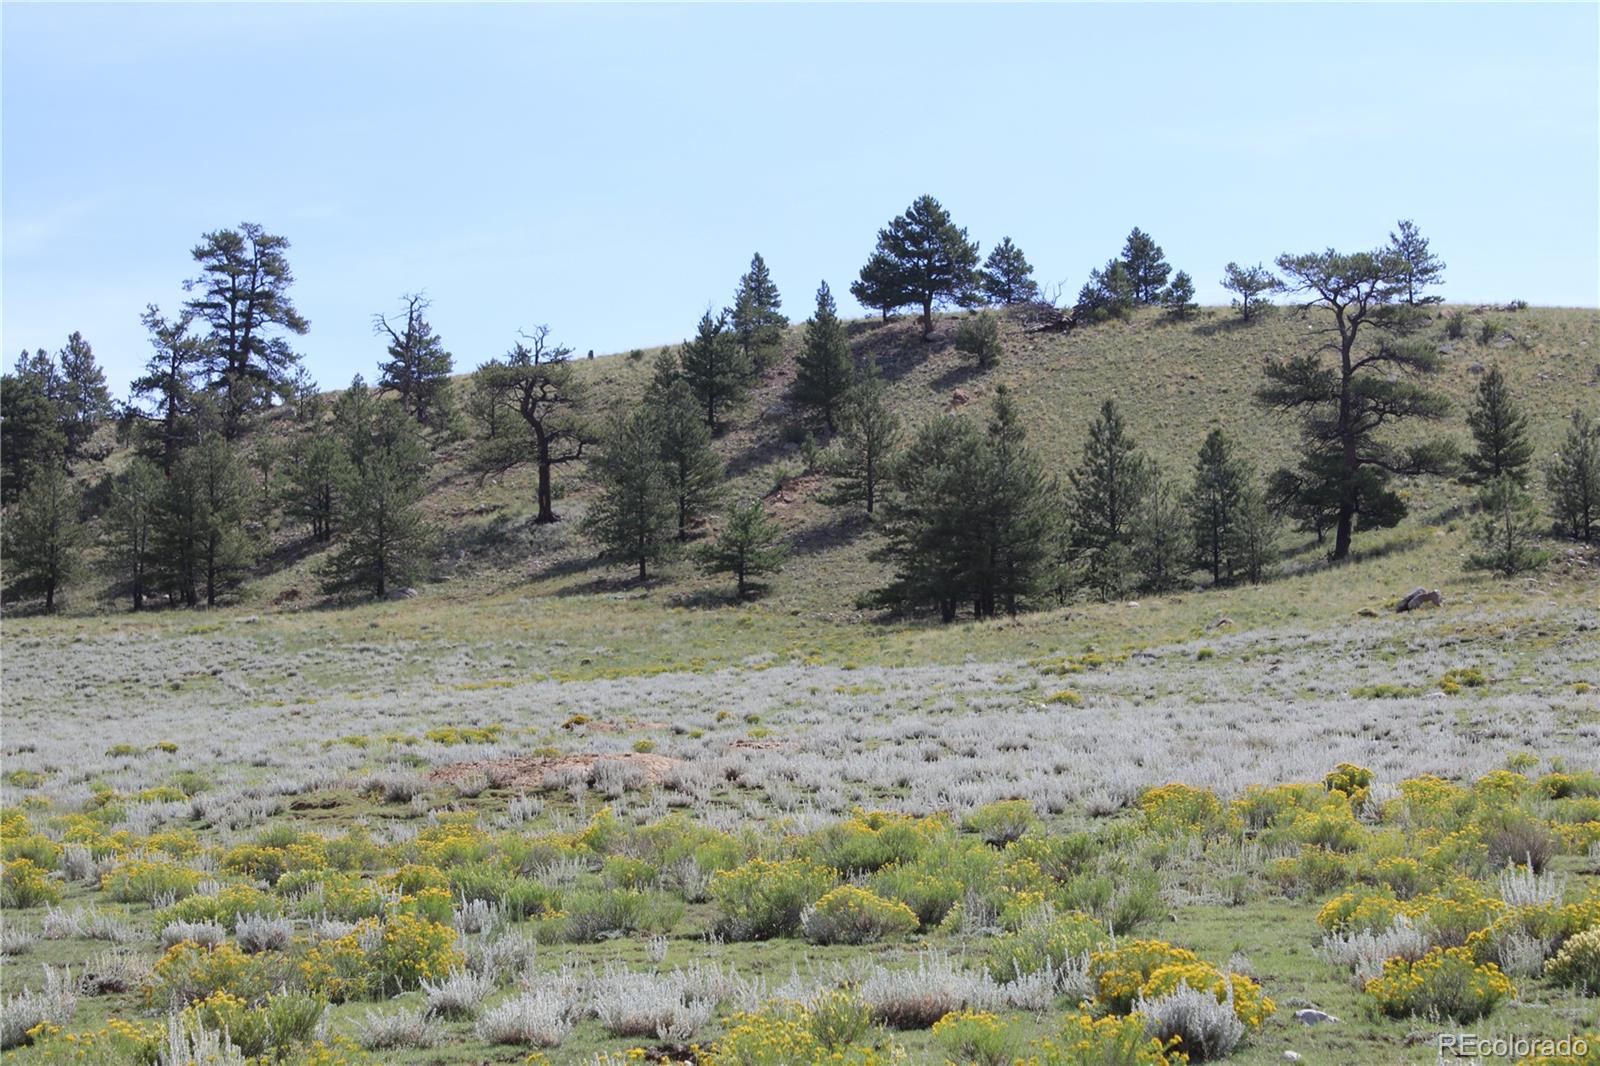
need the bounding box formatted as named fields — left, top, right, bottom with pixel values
left=429, top=751, right=682, bottom=791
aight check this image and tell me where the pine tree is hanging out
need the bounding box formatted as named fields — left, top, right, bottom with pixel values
left=1121, top=228, right=1172, bottom=305
left=465, top=358, right=508, bottom=440
left=182, top=433, right=255, bottom=607
left=55, top=332, right=112, bottom=458
left=332, top=375, right=377, bottom=469
left=470, top=327, right=591, bottom=523
left=4, top=463, right=84, bottom=612
left=1068, top=400, right=1151, bottom=599
left=1388, top=220, right=1446, bottom=306
left=980, top=237, right=1040, bottom=306
left=979, top=386, right=1055, bottom=617
left=872, top=415, right=986, bottom=621
left=129, top=306, right=210, bottom=471
left=1162, top=271, right=1198, bottom=319
left=0, top=367, right=65, bottom=503
left=828, top=359, right=900, bottom=516
left=154, top=441, right=205, bottom=606
left=1260, top=238, right=1455, bottom=560
left=375, top=293, right=454, bottom=426
left=792, top=281, right=854, bottom=432
left=1075, top=259, right=1136, bottom=323
left=860, top=195, right=980, bottom=339
left=1220, top=262, right=1280, bottom=322
left=581, top=410, right=676, bottom=580
left=286, top=433, right=348, bottom=543
left=1233, top=484, right=1278, bottom=584
left=644, top=348, right=683, bottom=407
left=871, top=389, right=1051, bottom=621
left=1187, top=428, right=1250, bottom=584
left=1546, top=409, right=1600, bottom=543
left=954, top=312, right=1003, bottom=369
left=678, top=311, right=748, bottom=431
left=320, top=404, right=430, bottom=599
left=699, top=499, right=789, bottom=598
left=727, top=253, right=787, bottom=371
left=849, top=251, right=908, bottom=322
left=184, top=222, right=309, bottom=436
left=105, top=457, right=163, bottom=611
left=1464, top=366, right=1534, bottom=486
left=1467, top=475, right=1548, bottom=575
left=653, top=377, right=725, bottom=540
left=1134, top=469, right=1189, bottom=593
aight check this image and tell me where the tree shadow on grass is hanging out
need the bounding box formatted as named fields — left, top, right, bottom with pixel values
left=1191, top=314, right=1267, bottom=338
left=787, top=510, right=871, bottom=559
left=930, top=361, right=986, bottom=394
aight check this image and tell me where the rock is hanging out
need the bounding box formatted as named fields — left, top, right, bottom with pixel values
left=1283, top=1053, right=1303, bottom=1062
left=1126, top=601, right=1140, bottom=609
left=1357, top=607, right=1379, bottom=618
left=1469, top=363, right=1485, bottom=374
left=949, top=389, right=970, bottom=408
left=386, top=586, right=418, bottom=601
left=1294, top=1009, right=1340, bottom=1026
left=1396, top=588, right=1443, bottom=612
left=1206, top=617, right=1234, bottom=631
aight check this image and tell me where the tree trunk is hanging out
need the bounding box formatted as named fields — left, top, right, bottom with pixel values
left=535, top=437, right=556, bottom=523
left=638, top=555, right=647, bottom=582
left=921, top=298, right=934, bottom=340
left=45, top=582, right=55, bottom=612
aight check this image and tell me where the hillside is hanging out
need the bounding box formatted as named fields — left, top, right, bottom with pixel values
left=18, top=302, right=1600, bottom=632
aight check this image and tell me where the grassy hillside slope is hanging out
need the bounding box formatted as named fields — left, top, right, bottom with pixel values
left=29, top=302, right=1600, bottom=625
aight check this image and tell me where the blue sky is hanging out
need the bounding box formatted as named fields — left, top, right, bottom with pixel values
left=4, top=3, right=1596, bottom=396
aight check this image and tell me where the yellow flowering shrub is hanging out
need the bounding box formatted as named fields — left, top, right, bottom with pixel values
left=25, top=1017, right=163, bottom=1064
left=1024, top=1013, right=1179, bottom=1065
left=2, top=857, right=61, bottom=908
left=380, top=863, right=449, bottom=895
left=1139, top=962, right=1275, bottom=1028
left=1316, top=888, right=1408, bottom=935
left=710, top=857, right=836, bottom=940
left=389, top=885, right=454, bottom=926
left=424, top=724, right=503, bottom=745
left=1288, top=805, right=1364, bottom=851
left=148, top=941, right=259, bottom=1005
left=1089, top=940, right=1203, bottom=1014
left=1365, top=947, right=1514, bottom=1021
left=803, top=809, right=947, bottom=873
left=1545, top=928, right=1600, bottom=994
left=801, top=885, right=919, bottom=945
left=985, top=909, right=1109, bottom=984
left=932, top=1010, right=1019, bottom=1066
left=1230, top=782, right=1326, bottom=832
left=298, top=923, right=372, bottom=1002
left=1138, top=784, right=1223, bottom=833
left=1324, top=762, right=1374, bottom=799
left=157, top=883, right=281, bottom=929
left=413, top=819, right=492, bottom=867
left=104, top=857, right=203, bottom=904
left=701, top=1003, right=899, bottom=1065
left=367, top=912, right=461, bottom=992
left=2, top=831, right=62, bottom=869
left=1390, top=775, right=1473, bottom=828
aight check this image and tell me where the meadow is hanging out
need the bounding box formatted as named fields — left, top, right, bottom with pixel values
left=2, top=303, right=1598, bottom=1064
